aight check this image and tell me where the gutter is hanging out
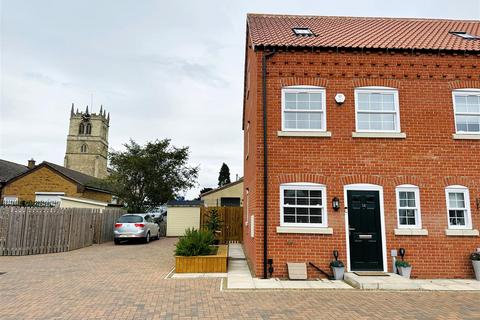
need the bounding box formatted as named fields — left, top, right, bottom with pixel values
left=262, top=49, right=276, bottom=279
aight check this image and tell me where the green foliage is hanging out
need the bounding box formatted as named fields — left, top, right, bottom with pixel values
left=107, top=139, right=199, bottom=212
left=330, top=260, right=345, bottom=268
left=175, top=228, right=215, bottom=256
left=395, top=260, right=411, bottom=268
left=205, top=208, right=223, bottom=234
left=470, top=252, right=480, bottom=261
left=218, top=163, right=231, bottom=187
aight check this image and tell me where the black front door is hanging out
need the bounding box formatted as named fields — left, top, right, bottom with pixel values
left=347, top=190, right=384, bottom=271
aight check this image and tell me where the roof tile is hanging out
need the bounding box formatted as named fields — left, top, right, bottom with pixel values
left=247, top=14, right=480, bottom=51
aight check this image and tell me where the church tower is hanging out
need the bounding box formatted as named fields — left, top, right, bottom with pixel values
left=64, top=104, right=109, bottom=179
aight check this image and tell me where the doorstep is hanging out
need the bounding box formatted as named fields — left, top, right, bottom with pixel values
left=344, top=272, right=419, bottom=290
left=344, top=272, right=480, bottom=291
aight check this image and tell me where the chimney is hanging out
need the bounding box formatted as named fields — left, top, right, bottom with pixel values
left=27, top=158, right=36, bottom=169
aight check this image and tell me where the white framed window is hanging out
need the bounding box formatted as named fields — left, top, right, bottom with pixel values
left=355, top=87, right=401, bottom=132
left=250, top=215, right=254, bottom=238
left=452, top=89, right=480, bottom=134
left=396, top=185, right=422, bottom=229
left=282, top=86, right=326, bottom=131
left=246, top=121, right=250, bottom=159
left=280, top=183, right=327, bottom=227
left=445, top=186, right=472, bottom=229
left=3, top=196, right=18, bottom=204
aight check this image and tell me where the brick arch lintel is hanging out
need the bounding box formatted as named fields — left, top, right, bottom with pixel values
left=448, top=80, right=480, bottom=89
left=276, top=173, right=330, bottom=185
left=279, top=77, right=328, bottom=88
left=351, top=78, right=401, bottom=88
left=339, top=175, right=384, bottom=186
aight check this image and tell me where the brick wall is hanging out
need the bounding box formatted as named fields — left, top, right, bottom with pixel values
left=1, top=166, right=112, bottom=203
left=243, top=46, right=480, bottom=279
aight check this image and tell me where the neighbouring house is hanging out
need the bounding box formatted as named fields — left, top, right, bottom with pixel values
left=242, top=14, right=480, bottom=279
left=166, top=199, right=203, bottom=237
left=200, top=178, right=244, bottom=207
left=1, top=160, right=113, bottom=204
left=0, top=159, right=30, bottom=200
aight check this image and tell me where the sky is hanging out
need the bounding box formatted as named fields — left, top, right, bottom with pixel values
left=1, top=0, right=479, bottom=199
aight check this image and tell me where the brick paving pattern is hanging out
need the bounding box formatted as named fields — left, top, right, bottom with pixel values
left=0, top=238, right=479, bottom=320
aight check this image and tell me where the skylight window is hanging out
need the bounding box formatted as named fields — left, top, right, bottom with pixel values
left=449, top=31, right=480, bottom=40
left=292, top=27, right=314, bottom=36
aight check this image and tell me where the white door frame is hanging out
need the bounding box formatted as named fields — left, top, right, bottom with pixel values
left=343, top=184, right=388, bottom=272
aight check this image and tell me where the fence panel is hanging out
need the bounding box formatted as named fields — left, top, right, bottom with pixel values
left=200, top=206, right=243, bottom=243
left=0, top=207, right=125, bottom=256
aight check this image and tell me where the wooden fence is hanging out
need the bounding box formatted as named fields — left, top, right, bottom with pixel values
left=0, top=207, right=125, bottom=256
left=200, top=206, right=243, bottom=243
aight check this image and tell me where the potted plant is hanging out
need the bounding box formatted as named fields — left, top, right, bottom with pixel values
left=204, top=208, right=223, bottom=245
left=330, top=260, right=345, bottom=280
left=471, top=252, right=480, bottom=281
left=396, top=260, right=412, bottom=279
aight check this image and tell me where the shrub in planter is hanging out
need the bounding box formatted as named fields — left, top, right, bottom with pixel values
left=395, top=260, right=412, bottom=278
left=470, top=252, right=480, bottom=281
left=175, top=228, right=215, bottom=256
left=330, top=260, right=345, bottom=280
left=204, top=208, right=223, bottom=245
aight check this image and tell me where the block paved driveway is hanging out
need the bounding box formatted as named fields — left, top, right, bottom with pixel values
left=0, top=238, right=479, bottom=320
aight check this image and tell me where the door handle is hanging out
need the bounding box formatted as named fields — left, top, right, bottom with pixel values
left=349, top=228, right=355, bottom=231
left=358, top=234, right=373, bottom=239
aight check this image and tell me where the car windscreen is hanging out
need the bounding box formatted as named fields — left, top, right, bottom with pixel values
left=117, top=215, right=144, bottom=223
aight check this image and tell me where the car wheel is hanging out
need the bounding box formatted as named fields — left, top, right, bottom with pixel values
left=145, top=232, right=150, bottom=244
left=114, top=238, right=121, bottom=245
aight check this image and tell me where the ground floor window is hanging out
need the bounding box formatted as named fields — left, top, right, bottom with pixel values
left=445, top=186, right=472, bottom=229
left=280, top=183, right=327, bottom=227
left=396, top=185, right=422, bottom=228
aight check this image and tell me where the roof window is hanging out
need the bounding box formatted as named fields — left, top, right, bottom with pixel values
left=449, top=31, right=480, bottom=40
left=292, top=27, right=314, bottom=36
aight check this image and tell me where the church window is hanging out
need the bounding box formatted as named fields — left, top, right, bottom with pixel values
left=80, top=144, right=87, bottom=153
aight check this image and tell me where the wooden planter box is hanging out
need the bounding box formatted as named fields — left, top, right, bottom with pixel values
left=175, top=245, right=228, bottom=273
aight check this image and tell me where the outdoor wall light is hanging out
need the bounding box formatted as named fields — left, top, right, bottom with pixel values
left=399, top=248, right=406, bottom=261
left=335, top=93, right=346, bottom=105
left=332, top=197, right=340, bottom=211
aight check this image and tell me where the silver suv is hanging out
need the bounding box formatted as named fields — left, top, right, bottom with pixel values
left=114, top=214, right=160, bottom=244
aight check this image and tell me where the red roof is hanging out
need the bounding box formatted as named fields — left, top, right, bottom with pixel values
left=247, top=14, right=480, bottom=52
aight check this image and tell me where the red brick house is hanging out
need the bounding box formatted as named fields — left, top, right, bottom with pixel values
left=242, top=14, right=480, bottom=279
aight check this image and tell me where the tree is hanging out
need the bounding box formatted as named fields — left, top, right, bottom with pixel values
left=107, top=139, right=198, bottom=212
left=218, top=163, right=231, bottom=187
left=196, top=187, right=213, bottom=200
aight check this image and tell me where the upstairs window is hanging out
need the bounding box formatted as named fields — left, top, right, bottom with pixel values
left=445, top=186, right=472, bottom=229
left=79, top=123, right=85, bottom=134
left=452, top=89, right=480, bottom=134
left=80, top=144, right=87, bottom=153
left=396, top=185, right=422, bottom=229
left=280, top=183, right=327, bottom=227
left=85, top=123, right=92, bottom=135
left=355, top=87, right=401, bottom=132
left=282, top=86, right=326, bottom=131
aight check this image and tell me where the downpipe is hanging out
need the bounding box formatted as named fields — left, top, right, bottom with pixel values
left=262, top=49, right=276, bottom=279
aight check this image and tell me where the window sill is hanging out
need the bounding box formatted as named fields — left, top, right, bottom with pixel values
left=445, top=229, right=479, bottom=236
left=276, top=226, right=333, bottom=234
left=352, top=132, right=406, bottom=139
left=277, top=131, right=332, bottom=138
left=394, top=228, right=428, bottom=236
left=452, top=134, right=480, bottom=140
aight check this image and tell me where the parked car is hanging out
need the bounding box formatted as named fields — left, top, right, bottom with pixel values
left=114, top=214, right=160, bottom=244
